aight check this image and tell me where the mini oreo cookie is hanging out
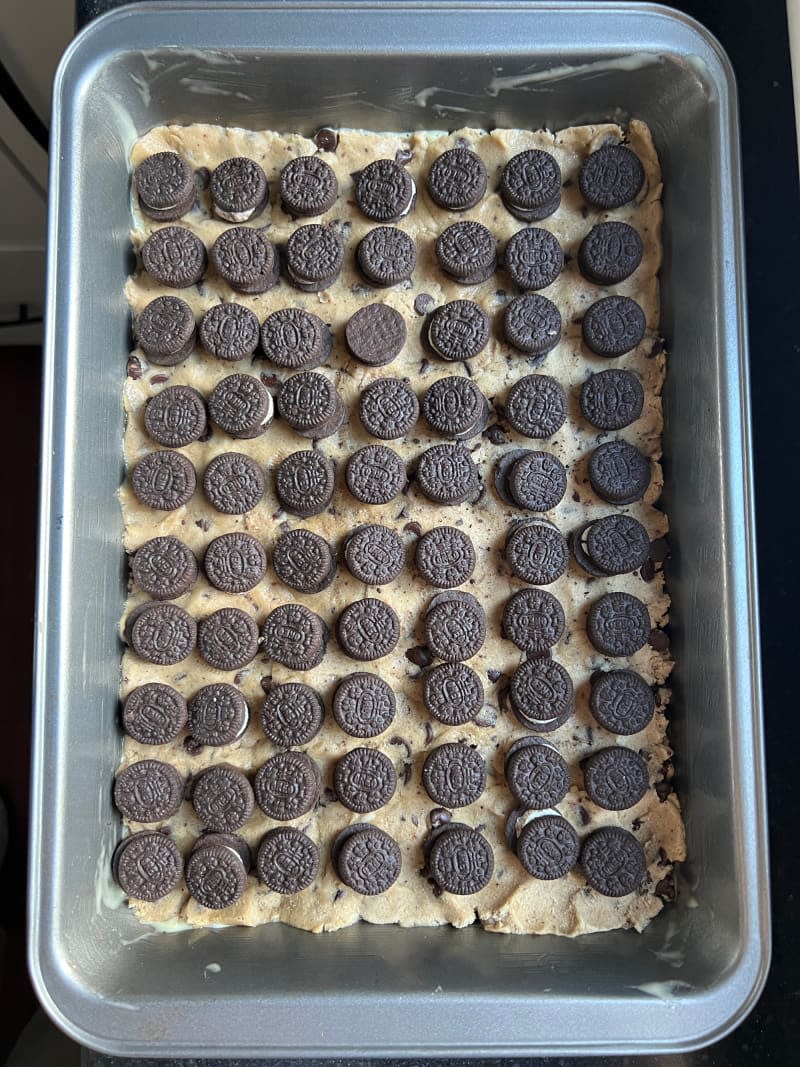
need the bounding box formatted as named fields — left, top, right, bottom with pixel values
left=423, top=743, right=486, bottom=808
left=435, top=221, right=496, bottom=284
left=122, top=683, right=188, bottom=745
left=135, top=152, right=196, bottom=221
left=359, top=378, right=419, bottom=439
left=257, top=827, right=320, bottom=893
left=581, top=826, right=646, bottom=897
left=422, top=376, right=488, bottom=440
left=583, top=746, right=649, bottom=810
left=504, top=737, right=570, bottom=809
left=580, top=369, right=644, bottom=430
left=185, top=841, right=248, bottom=910
left=114, top=831, right=183, bottom=901
left=583, top=514, right=651, bottom=575
left=272, top=529, right=335, bottom=593
left=203, top=452, right=265, bottom=513
left=204, top=532, right=267, bottom=594
left=504, top=227, right=564, bottom=291
left=425, top=591, right=486, bottom=662
left=357, top=226, right=416, bottom=287
left=345, top=305, right=407, bottom=366
left=210, top=156, right=268, bottom=222
left=507, top=450, right=567, bottom=512
left=211, top=227, right=279, bottom=295
left=416, top=443, right=480, bottom=505
left=144, top=386, right=207, bottom=447
left=277, top=371, right=345, bottom=438
left=590, top=670, right=655, bottom=735
left=502, top=587, right=565, bottom=654
left=355, top=159, right=415, bottom=222
left=427, top=148, right=487, bottom=211
left=500, top=149, right=561, bottom=222
left=208, top=374, right=273, bottom=439
left=516, top=814, right=579, bottom=880
left=200, top=302, right=261, bottom=362
left=344, top=525, right=404, bottom=586
left=506, top=374, right=567, bottom=438
left=261, top=307, right=333, bottom=370
left=582, top=296, right=646, bottom=356
left=415, top=526, right=476, bottom=588
left=135, top=296, right=196, bottom=365
left=427, top=300, right=490, bottom=362
left=334, top=747, right=397, bottom=813
left=505, top=519, right=569, bottom=586
left=197, top=607, right=259, bottom=671
left=188, top=684, right=249, bottom=746
left=428, top=823, right=493, bottom=895
left=588, top=440, right=651, bottom=505
left=338, top=599, right=400, bottom=661
left=510, top=658, right=574, bottom=732
left=261, top=682, right=325, bottom=747
left=280, top=155, right=338, bottom=217
left=345, top=445, right=406, bottom=505
left=579, top=144, right=645, bottom=210
left=132, top=450, right=196, bottom=511
left=503, top=293, right=562, bottom=359
left=191, top=765, right=254, bottom=832
left=254, top=751, right=321, bottom=820
left=579, top=222, right=643, bottom=285
left=129, top=603, right=197, bottom=665
left=423, top=662, right=484, bottom=726
left=114, top=759, right=183, bottom=823
left=262, top=603, right=328, bottom=670
left=132, top=536, right=198, bottom=600
left=286, top=224, right=344, bottom=291
left=333, top=673, right=396, bottom=737
left=141, top=226, right=206, bottom=288
left=275, top=450, right=335, bottom=516
left=333, top=824, right=402, bottom=895
left=587, top=592, right=651, bottom=657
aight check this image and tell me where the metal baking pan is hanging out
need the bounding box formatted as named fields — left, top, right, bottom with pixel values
left=29, top=0, right=768, bottom=1057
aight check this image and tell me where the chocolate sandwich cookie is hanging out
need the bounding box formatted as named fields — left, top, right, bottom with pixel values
left=581, top=826, right=646, bottom=897
left=415, top=525, right=476, bottom=588
left=504, top=737, right=570, bottom=809
left=359, top=377, right=419, bottom=440
left=504, top=519, right=569, bottom=585
left=588, top=440, right=651, bottom=505
left=254, top=751, right=321, bottom=820
left=583, top=745, right=649, bottom=811
left=345, top=304, right=407, bottom=366
left=506, top=450, right=567, bottom=512
left=132, top=449, right=197, bottom=510
left=275, top=450, right=335, bottom=516
left=504, top=227, right=564, bottom=292
left=416, top=443, right=480, bottom=505
left=261, top=603, right=328, bottom=670
left=422, top=376, right=488, bottom=440
left=272, top=528, right=335, bottom=593
left=423, top=743, right=486, bottom=808
left=141, top=226, right=206, bottom=288
left=357, top=226, right=416, bottom=287
left=203, top=452, right=265, bottom=514
left=590, top=669, right=655, bottom=735
left=500, top=149, right=561, bottom=222
left=257, top=827, right=320, bottom=894
left=199, top=302, right=261, bottom=362
left=261, top=682, right=325, bottom=747
left=516, top=814, right=579, bottom=880
left=582, top=296, right=646, bottom=356
left=277, top=371, right=346, bottom=438
left=505, top=374, right=567, bottom=439
left=114, top=759, right=184, bottom=823
left=285, top=223, right=344, bottom=291
left=208, top=374, right=273, bottom=439
left=502, top=587, right=565, bottom=654
left=135, top=296, right=196, bottom=365
left=210, top=156, right=269, bottom=222
left=260, top=307, right=333, bottom=370
left=427, top=300, right=490, bottom=362
left=580, top=369, right=644, bottom=430
left=144, top=386, right=207, bottom=448
left=113, top=830, right=183, bottom=901
left=579, top=144, right=645, bottom=210
left=503, top=292, right=562, bottom=359
left=122, top=683, right=188, bottom=745
left=280, top=154, right=338, bottom=217
left=435, top=221, right=496, bottom=285
left=188, top=683, right=249, bottom=746
left=204, top=532, right=267, bottom=594
left=345, top=445, right=406, bottom=505
left=129, top=602, right=197, bottom=665
left=581, top=514, right=651, bottom=576
left=135, top=151, right=196, bottom=221
left=191, top=764, right=254, bottom=832
left=211, top=227, right=279, bottom=295
left=427, top=823, right=494, bottom=895
left=197, top=607, right=260, bottom=671
left=332, top=823, right=402, bottom=895
left=510, top=658, right=574, bottom=732
left=493, top=448, right=531, bottom=506
left=185, top=839, right=248, bottom=910
left=579, top=221, right=643, bottom=285
left=338, top=598, right=400, bottom=661
left=587, top=592, right=651, bottom=657
left=332, top=673, right=396, bottom=737
left=194, top=832, right=251, bottom=871
left=425, top=591, right=486, bottom=662
left=355, top=158, right=415, bottom=222
left=131, top=535, right=198, bottom=600
left=427, top=147, right=487, bottom=211
left=344, top=524, right=404, bottom=586
left=334, top=747, right=397, bottom=813
left=423, top=662, right=484, bottom=726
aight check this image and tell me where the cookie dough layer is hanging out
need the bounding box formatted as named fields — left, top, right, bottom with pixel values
left=120, top=121, right=685, bottom=935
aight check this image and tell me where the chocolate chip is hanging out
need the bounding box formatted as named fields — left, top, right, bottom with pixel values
left=406, top=645, right=434, bottom=669
left=507, top=450, right=567, bottom=511
left=272, top=528, right=335, bottom=593
left=502, top=587, right=565, bottom=654
left=500, top=149, right=561, bottom=222
left=416, top=443, right=480, bottom=505
left=425, top=591, right=486, bottom=662
left=583, top=746, right=649, bottom=810
left=581, top=826, right=646, bottom=896
left=428, top=824, right=493, bottom=895
left=334, top=747, right=397, bottom=812
left=314, top=127, right=339, bottom=152
left=486, top=425, right=508, bottom=445
left=579, top=144, right=645, bottom=209
left=210, top=156, right=268, bottom=221
left=427, top=300, right=490, bottom=362
left=131, top=450, right=196, bottom=511
left=254, top=751, right=321, bottom=820
left=505, top=374, right=567, bottom=439
left=135, top=152, right=196, bottom=221
left=423, top=743, right=486, bottom=807
left=131, top=536, right=198, bottom=600
left=415, top=526, right=476, bottom=588
left=357, top=226, right=416, bottom=287
left=188, top=683, right=249, bottom=745
left=122, top=683, right=188, bottom=745
left=338, top=598, right=400, bottom=660
left=510, top=658, right=574, bottom=732
left=127, top=356, right=143, bottom=379
left=345, top=304, right=407, bottom=366
left=587, top=592, right=651, bottom=657
left=260, top=307, right=333, bottom=370
left=113, top=831, right=183, bottom=901
left=256, top=827, right=320, bottom=893
left=422, top=376, right=488, bottom=440
left=346, top=445, right=406, bottom=504
left=203, top=452, right=265, bottom=514
left=435, top=221, right=496, bottom=284
left=261, top=603, right=328, bottom=670
left=280, top=155, right=338, bottom=217
left=199, top=302, right=261, bottom=362
left=277, top=371, right=345, bottom=438
left=135, top=296, right=196, bottom=365
left=191, top=764, right=254, bottom=832
left=185, top=841, right=248, bottom=909
left=129, top=602, right=197, bottom=665
left=505, top=737, right=570, bottom=809
left=275, top=450, right=335, bottom=516
left=355, top=159, right=415, bottom=222
left=579, top=222, right=643, bottom=285
left=344, top=524, right=404, bottom=585
left=260, top=682, right=325, bottom=747
left=649, top=629, right=670, bottom=652
left=286, top=223, right=344, bottom=291
left=580, top=369, right=644, bottom=430
left=516, top=814, right=579, bottom=880
left=114, top=759, right=183, bottom=822
left=332, top=824, right=402, bottom=894
left=584, top=514, right=651, bottom=575
left=504, top=227, right=563, bottom=291
left=582, top=296, right=646, bottom=356
left=197, top=607, right=259, bottom=671
left=588, top=440, right=651, bottom=505
left=359, top=377, right=419, bottom=439
left=333, top=673, right=396, bottom=738
left=144, top=386, right=206, bottom=448
left=204, top=532, right=266, bottom=594
left=505, top=519, right=568, bottom=585
left=423, top=662, right=484, bottom=725
left=503, top=293, right=562, bottom=359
